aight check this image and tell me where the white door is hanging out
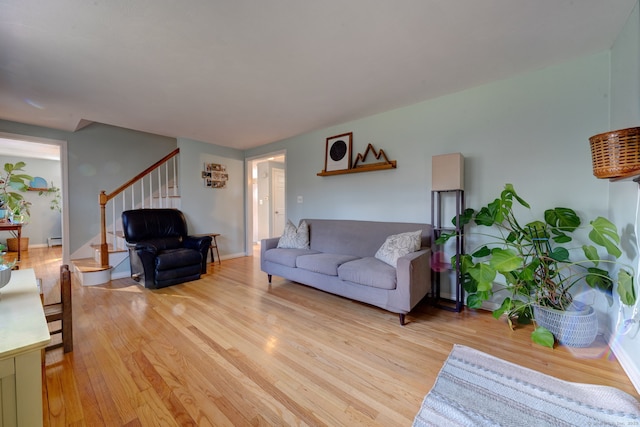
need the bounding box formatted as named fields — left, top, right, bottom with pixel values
left=272, top=167, right=285, bottom=237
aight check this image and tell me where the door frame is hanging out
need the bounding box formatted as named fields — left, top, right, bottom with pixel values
left=271, top=166, right=285, bottom=237
left=244, top=150, right=286, bottom=255
left=0, top=132, right=69, bottom=265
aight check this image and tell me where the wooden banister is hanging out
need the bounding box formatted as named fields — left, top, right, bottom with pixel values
left=104, top=148, right=180, bottom=202
left=98, top=148, right=180, bottom=267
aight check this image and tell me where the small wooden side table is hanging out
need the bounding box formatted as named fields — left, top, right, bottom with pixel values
left=193, top=233, right=221, bottom=265
left=0, top=222, right=23, bottom=261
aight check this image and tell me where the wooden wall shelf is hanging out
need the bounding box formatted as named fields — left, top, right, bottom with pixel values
left=317, top=161, right=397, bottom=176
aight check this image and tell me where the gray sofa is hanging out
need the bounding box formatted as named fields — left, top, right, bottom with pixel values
left=260, top=219, right=432, bottom=324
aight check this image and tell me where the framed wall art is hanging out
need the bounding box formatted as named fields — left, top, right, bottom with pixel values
left=202, top=163, right=229, bottom=189
left=324, top=132, right=352, bottom=172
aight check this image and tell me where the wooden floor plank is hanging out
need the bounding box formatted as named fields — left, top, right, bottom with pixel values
left=13, top=246, right=636, bottom=426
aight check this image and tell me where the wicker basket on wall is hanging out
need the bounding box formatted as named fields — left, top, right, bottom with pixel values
left=589, top=127, right=640, bottom=179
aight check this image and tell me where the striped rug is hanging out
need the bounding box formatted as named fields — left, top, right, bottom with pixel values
left=413, top=345, right=640, bottom=427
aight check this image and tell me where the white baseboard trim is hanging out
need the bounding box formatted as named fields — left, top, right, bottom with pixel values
left=608, top=332, right=640, bottom=394
left=223, top=252, right=247, bottom=260
left=110, top=270, right=131, bottom=280
left=27, top=243, right=49, bottom=249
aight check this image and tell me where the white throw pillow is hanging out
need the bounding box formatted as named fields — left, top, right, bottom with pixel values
left=375, top=230, right=422, bottom=267
left=277, top=220, right=310, bottom=249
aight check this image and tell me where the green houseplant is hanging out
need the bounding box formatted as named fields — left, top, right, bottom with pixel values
left=0, top=161, right=32, bottom=220
left=437, top=184, right=636, bottom=348
left=0, top=161, right=60, bottom=252
left=0, top=242, right=16, bottom=288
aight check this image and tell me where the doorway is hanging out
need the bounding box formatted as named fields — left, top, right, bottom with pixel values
left=0, top=133, right=69, bottom=265
left=245, top=151, right=286, bottom=253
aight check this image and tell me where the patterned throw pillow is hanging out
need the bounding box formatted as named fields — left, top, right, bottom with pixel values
left=277, top=220, right=310, bottom=249
left=374, top=230, right=422, bottom=267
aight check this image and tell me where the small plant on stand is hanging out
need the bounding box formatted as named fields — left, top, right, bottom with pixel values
left=0, top=243, right=16, bottom=289
left=0, top=161, right=32, bottom=220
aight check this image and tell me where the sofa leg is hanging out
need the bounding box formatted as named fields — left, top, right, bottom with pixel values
left=399, top=313, right=406, bottom=325
left=268, top=274, right=272, bottom=283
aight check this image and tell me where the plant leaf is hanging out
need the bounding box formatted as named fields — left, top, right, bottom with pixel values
left=548, top=247, right=569, bottom=262
left=450, top=208, right=475, bottom=228
left=475, top=202, right=500, bottom=226
left=492, top=297, right=512, bottom=320
left=471, top=245, right=491, bottom=258
left=582, top=245, right=599, bottom=265
left=467, top=262, right=496, bottom=286
left=551, top=233, right=571, bottom=244
left=503, top=183, right=530, bottom=208
left=466, top=294, right=483, bottom=309
left=588, top=217, right=622, bottom=258
left=617, top=269, right=636, bottom=306
left=544, top=207, right=580, bottom=232
left=461, top=272, right=477, bottom=293
left=531, top=326, right=555, bottom=348
left=489, top=248, right=521, bottom=272
left=434, top=232, right=455, bottom=245
left=585, top=267, right=613, bottom=293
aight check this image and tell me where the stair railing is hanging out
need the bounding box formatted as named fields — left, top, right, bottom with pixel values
left=98, top=148, right=180, bottom=267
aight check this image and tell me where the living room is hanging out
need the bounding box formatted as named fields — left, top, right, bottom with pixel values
left=1, top=1, right=640, bottom=424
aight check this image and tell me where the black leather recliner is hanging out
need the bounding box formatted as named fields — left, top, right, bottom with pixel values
left=121, top=209, right=212, bottom=289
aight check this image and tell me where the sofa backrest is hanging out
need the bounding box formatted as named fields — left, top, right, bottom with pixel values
left=302, top=219, right=432, bottom=258
left=122, top=209, right=189, bottom=245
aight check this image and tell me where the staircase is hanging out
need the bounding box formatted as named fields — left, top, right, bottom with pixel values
left=71, top=148, right=180, bottom=285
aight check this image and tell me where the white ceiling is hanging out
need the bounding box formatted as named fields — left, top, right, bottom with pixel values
left=0, top=137, right=60, bottom=160
left=0, top=0, right=637, bottom=150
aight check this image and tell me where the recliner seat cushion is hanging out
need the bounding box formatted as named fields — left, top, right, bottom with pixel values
left=155, top=265, right=201, bottom=285
left=143, top=237, right=183, bottom=251
left=337, top=257, right=397, bottom=290
left=296, top=253, right=359, bottom=276
left=155, top=248, right=202, bottom=271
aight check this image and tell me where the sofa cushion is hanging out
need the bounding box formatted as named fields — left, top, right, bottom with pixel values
left=375, top=229, right=422, bottom=267
left=337, top=257, right=397, bottom=290
left=264, top=248, right=320, bottom=268
left=296, top=253, right=359, bottom=276
left=277, top=219, right=310, bottom=249
left=303, top=219, right=432, bottom=258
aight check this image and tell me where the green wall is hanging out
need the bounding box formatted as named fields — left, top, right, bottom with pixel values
left=609, top=1, right=640, bottom=392
left=178, top=138, right=245, bottom=258
left=247, top=52, right=611, bottom=226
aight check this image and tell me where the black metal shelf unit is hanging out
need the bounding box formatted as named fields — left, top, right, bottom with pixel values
left=431, top=189, right=465, bottom=312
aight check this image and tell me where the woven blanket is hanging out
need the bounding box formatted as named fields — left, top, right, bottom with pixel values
left=413, top=345, right=640, bottom=427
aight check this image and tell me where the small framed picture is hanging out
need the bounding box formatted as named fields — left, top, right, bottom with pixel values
left=324, top=132, right=352, bottom=172
left=203, top=162, right=229, bottom=188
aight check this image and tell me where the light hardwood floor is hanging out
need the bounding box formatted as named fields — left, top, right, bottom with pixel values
left=16, top=246, right=639, bottom=426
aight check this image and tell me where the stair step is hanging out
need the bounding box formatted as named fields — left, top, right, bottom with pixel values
left=71, top=257, right=112, bottom=273
left=90, top=243, right=128, bottom=253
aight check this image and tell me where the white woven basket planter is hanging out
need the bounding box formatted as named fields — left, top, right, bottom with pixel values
left=533, top=304, right=598, bottom=347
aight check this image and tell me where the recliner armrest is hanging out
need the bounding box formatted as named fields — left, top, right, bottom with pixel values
left=134, top=241, right=160, bottom=255
left=184, top=235, right=213, bottom=251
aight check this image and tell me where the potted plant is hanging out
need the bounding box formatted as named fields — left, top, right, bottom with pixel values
left=436, top=184, right=635, bottom=348
left=0, top=161, right=32, bottom=218
left=0, top=161, right=60, bottom=252
left=0, top=243, right=16, bottom=289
